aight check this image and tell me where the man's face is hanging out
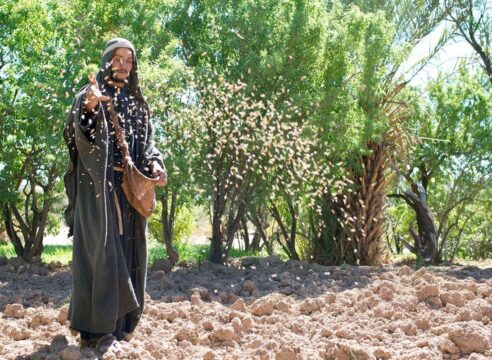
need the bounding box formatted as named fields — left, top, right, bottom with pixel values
left=111, top=48, right=133, bottom=82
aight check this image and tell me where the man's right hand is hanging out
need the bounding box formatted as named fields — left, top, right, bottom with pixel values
left=85, top=72, right=110, bottom=113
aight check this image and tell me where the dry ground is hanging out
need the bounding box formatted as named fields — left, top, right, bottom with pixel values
left=1, top=256, right=492, bottom=359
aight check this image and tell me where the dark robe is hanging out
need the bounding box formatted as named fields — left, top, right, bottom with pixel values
left=63, top=83, right=163, bottom=340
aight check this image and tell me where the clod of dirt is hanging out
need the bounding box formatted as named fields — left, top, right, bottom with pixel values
left=57, top=306, right=69, bottom=325
left=5, top=323, right=32, bottom=340
left=210, top=326, right=235, bottom=342
left=440, top=291, right=465, bottom=307
left=377, top=281, right=396, bottom=301
left=50, top=334, right=68, bottom=353
left=275, top=346, right=299, bottom=360
left=447, top=321, right=491, bottom=354
left=325, top=341, right=374, bottom=360
left=190, top=292, right=202, bottom=306
left=250, top=297, right=274, bottom=316
left=230, top=298, right=246, bottom=312
left=188, top=287, right=209, bottom=301
left=242, top=280, right=257, bottom=294
left=299, top=298, right=323, bottom=315
left=59, top=345, right=81, bottom=360
left=3, top=259, right=492, bottom=359
left=416, top=284, right=440, bottom=302
left=4, top=303, right=26, bottom=318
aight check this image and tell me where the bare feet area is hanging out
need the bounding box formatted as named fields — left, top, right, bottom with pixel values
left=1, top=256, right=492, bottom=359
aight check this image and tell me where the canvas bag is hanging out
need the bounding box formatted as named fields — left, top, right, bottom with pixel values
left=108, top=104, right=159, bottom=218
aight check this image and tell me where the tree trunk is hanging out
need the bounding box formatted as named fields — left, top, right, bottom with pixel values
left=3, top=205, right=24, bottom=258
left=346, top=142, right=392, bottom=265
left=241, top=216, right=250, bottom=251
left=269, top=200, right=300, bottom=260
left=389, top=187, right=439, bottom=264
left=247, top=206, right=268, bottom=252
left=210, top=199, right=224, bottom=263
left=161, top=188, right=179, bottom=265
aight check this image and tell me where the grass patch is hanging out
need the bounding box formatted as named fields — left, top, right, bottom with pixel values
left=148, top=240, right=266, bottom=265
left=42, top=245, right=73, bottom=265
left=0, top=243, right=73, bottom=265
left=1, top=241, right=266, bottom=266
left=0, top=242, right=16, bottom=258
left=389, top=252, right=417, bottom=266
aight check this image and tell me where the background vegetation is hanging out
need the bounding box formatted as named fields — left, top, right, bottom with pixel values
left=0, top=0, right=490, bottom=266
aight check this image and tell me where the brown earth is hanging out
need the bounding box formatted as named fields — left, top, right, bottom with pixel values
left=1, top=256, right=492, bottom=359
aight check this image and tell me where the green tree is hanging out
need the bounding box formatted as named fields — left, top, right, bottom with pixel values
left=390, top=70, right=492, bottom=262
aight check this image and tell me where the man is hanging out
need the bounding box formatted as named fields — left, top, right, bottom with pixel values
left=63, top=38, right=167, bottom=353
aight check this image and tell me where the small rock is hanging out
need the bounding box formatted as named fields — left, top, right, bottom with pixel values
left=57, top=307, right=69, bottom=325
left=188, top=287, right=209, bottom=300
left=203, top=351, right=216, bottom=360
left=325, top=292, right=336, bottom=304
left=373, top=347, right=392, bottom=359
left=241, top=316, right=253, bottom=331
left=50, top=334, right=68, bottom=353
left=191, top=292, right=202, bottom=306
left=60, top=345, right=81, bottom=360
left=321, top=328, right=333, bottom=337
left=227, top=291, right=239, bottom=304
left=242, top=280, right=257, bottom=294
left=202, top=321, right=214, bottom=331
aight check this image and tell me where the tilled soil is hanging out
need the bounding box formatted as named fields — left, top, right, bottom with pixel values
left=1, top=256, right=492, bottom=359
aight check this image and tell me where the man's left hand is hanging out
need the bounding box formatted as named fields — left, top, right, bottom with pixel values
left=152, top=163, right=167, bottom=187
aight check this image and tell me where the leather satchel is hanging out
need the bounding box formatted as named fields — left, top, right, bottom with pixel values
left=108, top=104, right=159, bottom=218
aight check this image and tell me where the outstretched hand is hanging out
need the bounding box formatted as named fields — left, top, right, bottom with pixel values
left=85, top=72, right=110, bottom=112
left=152, top=163, right=168, bottom=187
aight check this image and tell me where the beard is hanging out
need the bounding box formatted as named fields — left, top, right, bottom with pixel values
left=110, top=69, right=129, bottom=84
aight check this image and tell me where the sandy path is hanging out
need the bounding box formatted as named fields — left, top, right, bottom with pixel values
left=1, top=257, right=491, bottom=359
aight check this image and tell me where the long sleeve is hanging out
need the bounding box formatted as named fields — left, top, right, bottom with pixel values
left=79, top=93, right=100, bottom=141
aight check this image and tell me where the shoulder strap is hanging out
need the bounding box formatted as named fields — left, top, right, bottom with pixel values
left=107, top=103, right=132, bottom=166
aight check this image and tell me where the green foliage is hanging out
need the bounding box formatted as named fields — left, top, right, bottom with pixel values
left=148, top=203, right=195, bottom=244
